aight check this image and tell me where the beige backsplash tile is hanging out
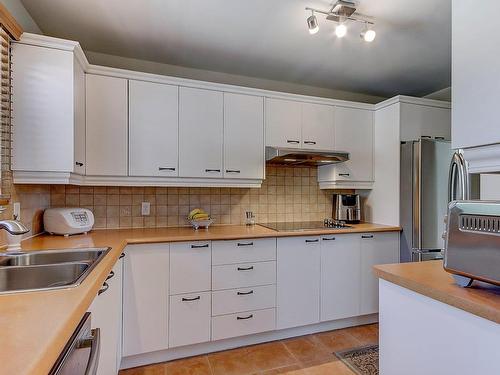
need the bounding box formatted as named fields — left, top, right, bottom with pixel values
left=0, top=166, right=354, bottom=244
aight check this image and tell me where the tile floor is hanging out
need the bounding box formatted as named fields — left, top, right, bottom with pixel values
left=119, top=323, right=378, bottom=375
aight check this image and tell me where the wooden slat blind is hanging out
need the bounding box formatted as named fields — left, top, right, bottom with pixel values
left=0, top=26, right=11, bottom=181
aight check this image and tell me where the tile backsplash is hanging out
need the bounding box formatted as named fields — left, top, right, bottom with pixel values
left=3, top=166, right=352, bottom=245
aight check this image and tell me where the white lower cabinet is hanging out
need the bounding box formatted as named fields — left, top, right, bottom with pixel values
left=277, top=236, right=321, bottom=329
left=122, top=244, right=170, bottom=357
left=320, top=234, right=361, bottom=321
left=169, top=292, right=211, bottom=348
left=360, top=232, right=399, bottom=315
left=170, top=242, right=212, bottom=295
left=212, top=261, right=276, bottom=290
left=212, top=284, right=276, bottom=316
left=212, top=308, right=276, bottom=341
left=89, top=257, right=123, bottom=375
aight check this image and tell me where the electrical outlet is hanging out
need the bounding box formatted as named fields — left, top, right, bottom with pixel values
left=13, top=202, right=20, bottom=220
left=141, top=202, right=151, bottom=216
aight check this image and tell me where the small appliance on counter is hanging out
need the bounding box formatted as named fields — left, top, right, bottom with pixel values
left=44, top=208, right=94, bottom=236
left=333, top=194, right=361, bottom=224
left=444, top=200, right=500, bottom=287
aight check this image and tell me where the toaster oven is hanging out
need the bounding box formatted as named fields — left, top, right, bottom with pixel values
left=444, top=200, right=500, bottom=287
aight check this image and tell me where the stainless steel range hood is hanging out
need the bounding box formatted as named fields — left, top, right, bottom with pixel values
left=265, top=147, right=349, bottom=167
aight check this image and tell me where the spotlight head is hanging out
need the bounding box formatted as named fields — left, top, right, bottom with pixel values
left=361, top=24, right=376, bottom=42
left=307, top=12, right=319, bottom=34
left=335, top=23, right=347, bottom=38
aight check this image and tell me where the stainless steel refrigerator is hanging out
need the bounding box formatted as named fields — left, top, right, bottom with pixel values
left=400, top=139, right=454, bottom=262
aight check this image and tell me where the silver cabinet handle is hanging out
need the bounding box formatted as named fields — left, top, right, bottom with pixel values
left=191, top=244, right=209, bottom=248
left=159, top=167, right=176, bottom=171
left=226, top=169, right=241, bottom=173
left=286, top=140, right=300, bottom=144
left=98, top=282, right=109, bottom=295
left=182, top=296, right=201, bottom=302
left=322, top=237, right=336, bottom=241
left=105, top=270, right=114, bottom=281
left=237, top=290, right=254, bottom=296
left=361, top=234, right=374, bottom=239
left=237, top=314, right=254, bottom=320
left=305, top=239, right=319, bottom=243
left=237, top=265, right=254, bottom=271
left=84, top=328, right=100, bottom=375
left=237, top=242, right=254, bottom=247
left=205, top=169, right=221, bottom=173
left=339, top=173, right=350, bottom=177
left=304, top=141, right=317, bottom=145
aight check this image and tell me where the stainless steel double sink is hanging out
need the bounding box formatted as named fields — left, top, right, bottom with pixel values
left=0, top=247, right=110, bottom=294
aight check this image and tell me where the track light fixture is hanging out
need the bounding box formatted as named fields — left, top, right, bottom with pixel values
left=305, top=1, right=376, bottom=43
left=307, top=10, right=319, bottom=34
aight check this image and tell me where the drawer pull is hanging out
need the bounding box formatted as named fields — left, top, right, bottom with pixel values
left=98, top=282, right=109, bottom=296
left=106, top=270, right=115, bottom=281
left=191, top=244, right=209, bottom=248
left=237, top=314, right=254, bottom=320
left=119, top=252, right=125, bottom=259
left=205, top=169, right=221, bottom=173
left=322, top=237, right=336, bottom=241
left=304, top=141, right=317, bottom=145
left=237, top=266, right=254, bottom=271
left=75, top=161, right=84, bottom=167
left=286, top=140, right=300, bottom=144
left=226, top=169, right=241, bottom=173
left=182, top=296, right=201, bottom=302
left=305, top=239, right=319, bottom=243
left=159, top=167, right=176, bottom=171
left=338, top=173, right=350, bottom=177
left=237, top=242, right=254, bottom=247
left=237, top=290, right=254, bottom=296
left=361, top=234, right=374, bottom=239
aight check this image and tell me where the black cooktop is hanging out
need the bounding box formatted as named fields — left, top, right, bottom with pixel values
left=260, top=220, right=351, bottom=232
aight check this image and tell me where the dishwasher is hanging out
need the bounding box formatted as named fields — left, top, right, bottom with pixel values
left=49, top=312, right=100, bottom=375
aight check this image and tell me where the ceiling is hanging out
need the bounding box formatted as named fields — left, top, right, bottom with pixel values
left=20, top=0, right=451, bottom=98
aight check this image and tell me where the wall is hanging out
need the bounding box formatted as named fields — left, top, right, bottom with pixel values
left=86, top=51, right=386, bottom=105
left=0, top=0, right=40, bottom=33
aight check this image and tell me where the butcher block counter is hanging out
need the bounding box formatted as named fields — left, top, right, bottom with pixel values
left=0, top=222, right=400, bottom=375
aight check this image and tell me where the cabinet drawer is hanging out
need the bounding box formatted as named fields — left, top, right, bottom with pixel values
left=212, top=238, right=276, bottom=265
left=211, top=308, right=276, bottom=341
left=212, top=261, right=276, bottom=290
left=169, top=292, right=211, bottom=348
left=170, top=242, right=211, bottom=295
left=212, top=285, right=276, bottom=316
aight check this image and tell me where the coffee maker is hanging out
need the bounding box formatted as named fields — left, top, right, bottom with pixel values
left=333, top=194, right=361, bottom=224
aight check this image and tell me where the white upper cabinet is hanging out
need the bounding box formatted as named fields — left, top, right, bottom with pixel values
left=266, top=98, right=335, bottom=150
left=224, top=93, right=264, bottom=179
left=86, top=74, right=128, bottom=176
left=179, top=87, right=223, bottom=178
left=318, top=107, right=374, bottom=187
left=452, top=0, right=500, bottom=149
left=265, top=98, right=302, bottom=148
left=400, top=103, right=451, bottom=142
left=12, top=43, right=84, bottom=174
left=129, top=80, right=179, bottom=177
left=301, top=102, right=335, bottom=150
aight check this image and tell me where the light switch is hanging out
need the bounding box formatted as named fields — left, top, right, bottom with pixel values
left=141, top=202, right=150, bottom=216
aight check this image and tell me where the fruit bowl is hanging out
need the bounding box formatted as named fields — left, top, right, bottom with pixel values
left=188, top=218, right=214, bottom=230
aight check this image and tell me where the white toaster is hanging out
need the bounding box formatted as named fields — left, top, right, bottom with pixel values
left=44, top=208, right=95, bottom=236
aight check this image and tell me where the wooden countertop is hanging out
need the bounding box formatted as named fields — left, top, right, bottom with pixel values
left=0, top=222, right=400, bottom=375
left=374, top=261, right=500, bottom=324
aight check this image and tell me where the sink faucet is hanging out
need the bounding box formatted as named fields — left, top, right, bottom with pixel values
left=0, top=220, right=29, bottom=235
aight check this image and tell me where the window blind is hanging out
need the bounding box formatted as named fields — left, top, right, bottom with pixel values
left=0, top=25, right=11, bottom=181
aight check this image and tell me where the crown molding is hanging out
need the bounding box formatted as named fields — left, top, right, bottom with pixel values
left=374, top=95, right=451, bottom=111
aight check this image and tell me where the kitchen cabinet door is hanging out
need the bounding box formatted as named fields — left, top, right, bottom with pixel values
left=277, top=236, right=321, bottom=329
left=224, top=93, right=264, bottom=179
left=170, top=242, right=211, bottom=295
left=452, top=0, right=500, bottom=149
left=320, top=234, right=361, bottom=321
left=179, top=87, right=223, bottom=178
left=129, top=80, right=179, bottom=177
left=86, top=74, right=128, bottom=176
left=301, top=102, right=335, bottom=150
left=400, top=103, right=451, bottom=142
left=265, top=98, right=302, bottom=148
left=360, top=232, right=399, bottom=315
left=88, top=257, right=123, bottom=375
left=73, top=59, right=86, bottom=175
left=318, top=107, right=374, bottom=183
left=123, top=244, right=170, bottom=356
left=11, top=44, right=75, bottom=173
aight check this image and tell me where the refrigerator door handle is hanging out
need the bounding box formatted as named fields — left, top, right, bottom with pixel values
left=448, top=151, right=469, bottom=202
